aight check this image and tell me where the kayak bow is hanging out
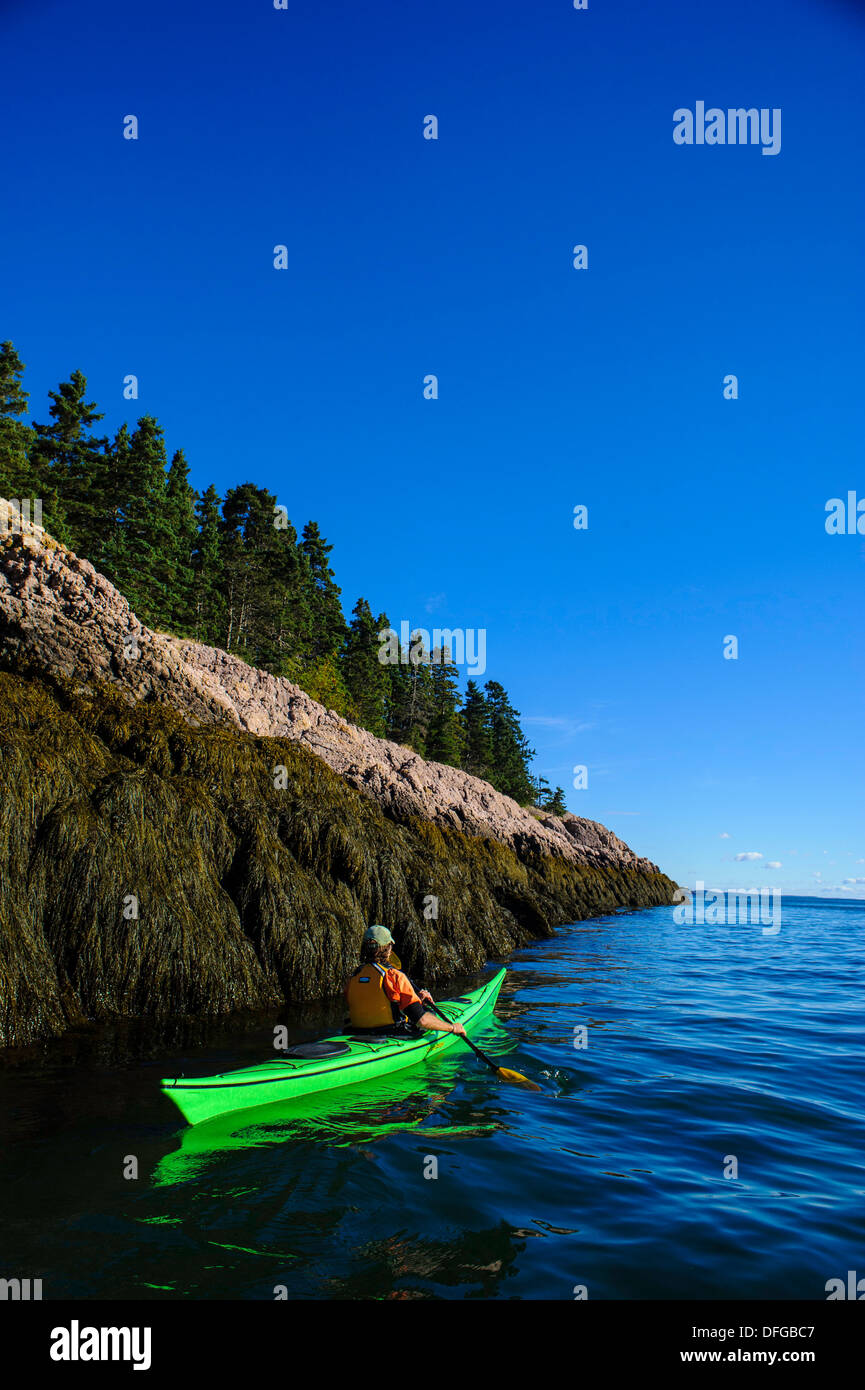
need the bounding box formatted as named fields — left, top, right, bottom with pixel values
left=161, top=968, right=507, bottom=1127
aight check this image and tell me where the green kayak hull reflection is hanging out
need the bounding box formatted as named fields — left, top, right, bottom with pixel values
left=161, top=968, right=507, bottom=1127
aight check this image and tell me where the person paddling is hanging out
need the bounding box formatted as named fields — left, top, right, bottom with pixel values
left=345, top=925, right=466, bottom=1039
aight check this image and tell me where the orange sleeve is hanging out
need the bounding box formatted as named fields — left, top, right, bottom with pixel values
left=383, top=968, right=421, bottom=1010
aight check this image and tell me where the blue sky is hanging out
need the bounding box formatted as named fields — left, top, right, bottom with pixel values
left=2, top=0, right=863, bottom=895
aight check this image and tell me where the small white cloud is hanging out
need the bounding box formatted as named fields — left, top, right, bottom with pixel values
left=766, top=861, right=782, bottom=869
left=719, top=832, right=731, bottom=839
left=423, top=592, right=447, bottom=614
left=843, top=877, right=865, bottom=885
left=733, top=851, right=763, bottom=862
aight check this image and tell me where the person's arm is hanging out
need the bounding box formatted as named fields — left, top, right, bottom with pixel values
left=416, top=1010, right=466, bottom=1037
left=385, top=970, right=466, bottom=1037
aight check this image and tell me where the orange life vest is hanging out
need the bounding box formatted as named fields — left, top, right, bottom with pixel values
left=346, top=964, right=399, bottom=1028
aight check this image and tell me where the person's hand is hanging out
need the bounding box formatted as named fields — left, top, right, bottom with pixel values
left=419, top=989, right=434, bottom=1004
left=451, top=1022, right=467, bottom=1037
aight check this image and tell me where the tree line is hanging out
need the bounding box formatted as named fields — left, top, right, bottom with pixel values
left=0, top=342, right=567, bottom=813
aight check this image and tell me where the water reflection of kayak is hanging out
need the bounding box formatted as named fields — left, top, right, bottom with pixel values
left=152, top=1042, right=505, bottom=1188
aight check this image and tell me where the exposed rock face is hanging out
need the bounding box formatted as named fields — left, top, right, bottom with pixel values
left=0, top=499, right=660, bottom=876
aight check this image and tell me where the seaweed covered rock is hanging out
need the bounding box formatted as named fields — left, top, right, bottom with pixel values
left=0, top=672, right=676, bottom=1047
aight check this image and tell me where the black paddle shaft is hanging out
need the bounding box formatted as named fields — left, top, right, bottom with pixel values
left=425, top=997, right=499, bottom=1074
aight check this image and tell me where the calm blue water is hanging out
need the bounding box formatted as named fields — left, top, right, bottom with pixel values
left=1, top=896, right=863, bottom=1299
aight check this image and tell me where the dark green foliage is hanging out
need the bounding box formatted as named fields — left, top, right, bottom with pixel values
left=483, top=681, right=536, bottom=804
left=164, top=449, right=198, bottom=631
left=544, top=785, right=568, bottom=816
left=461, top=679, right=493, bottom=778
left=0, top=670, right=677, bottom=1049
left=385, top=641, right=435, bottom=753
left=191, top=483, right=225, bottom=642
left=427, top=649, right=464, bottom=766
left=102, top=416, right=174, bottom=625
left=342, top=599, right=390, bottom=736
left=218, top=482, right=307, bottom=667
left=532, top=776, right=567, bottom=815
left=299, top=521, right=346, bottom=662
left=30, top=368, right=108, bottom=548
left=0, top=342, right=36, bottom=503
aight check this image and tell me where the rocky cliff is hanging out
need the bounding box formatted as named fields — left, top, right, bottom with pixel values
left=0, top=500, right=676, bottom=1047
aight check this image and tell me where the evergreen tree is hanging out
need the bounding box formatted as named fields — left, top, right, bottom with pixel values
left=31, top=369, right=107, bottom=547
left=546, top=786, right=567, bottom=815
left=342, top=598, right=390, bottom=736
left=461, top=679, right=493, bottom=779
left=385, top=660, right=412, bottom=744
left=426, top=647, right=464, bottom=766
left=96, top=423, right=132, bottom=575
left=221, top=482, right=282, bottom=659
left=0, top=341, right=36, bottom=503
left=191, top=483, right=224, bottom=643
left=484, top=680, right=536, bottom=803
left=534, top=775, right=552, bottom=807
left=385, top=630, right=435, bottom=753
left=219, top=482, right=309, bottom=669
left=532, top=777, right=568, bottom=815
left=104, top=415, right=173, bottom=625
left=164, top=449, right=198, bottom=631
left=299, top=521, right=346, bottom=661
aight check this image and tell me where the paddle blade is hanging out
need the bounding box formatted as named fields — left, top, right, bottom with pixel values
left=495, top=1066, right=541, bottom=1091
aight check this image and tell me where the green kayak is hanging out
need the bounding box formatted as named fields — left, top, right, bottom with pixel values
left=161, top=968, right=507, bottom=1127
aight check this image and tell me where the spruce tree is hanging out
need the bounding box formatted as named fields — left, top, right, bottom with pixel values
left=106, top=415, right=172, bottom=625
left=385, top=659, right=413, bottom=744
left=385, top=630, right=435, bottom=753
left=0, top=341, right=36, bottom=504
left=299, top=521, right=346, bottom=661
left=31, top=369, right=107, bottom=548
left=546, top=786, right=567, bottom=815
left=534, top=775, right=552, bottom=808
left=164, top=449, right=198, bottom=631
left=461, top=679, right=493, bottom=779
left=484, top=680, right=536, bottom=803
left=342, top=598, right=390, bottom=736
left=220, top=482, right=282, bottom=659
left=427, top=647, right=464, bottom=766
left=219, top=482, right=309, bottom=670
left=97, top=424, right=132, bottom=577
left=191, top=484, right=224, bottom=643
